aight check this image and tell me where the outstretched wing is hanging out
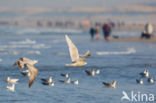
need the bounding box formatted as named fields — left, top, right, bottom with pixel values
left=65, top=35, right=79, bottom=62
left=26, top=64, right=38, bottom=88
left=80, top=51, right=91, bottom=61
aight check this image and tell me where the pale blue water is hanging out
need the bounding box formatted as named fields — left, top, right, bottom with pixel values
left=0, top=26, right=156, bottom=103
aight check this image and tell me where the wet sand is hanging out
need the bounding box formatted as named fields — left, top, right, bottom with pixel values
left=111, top=35, right=156, bottom=43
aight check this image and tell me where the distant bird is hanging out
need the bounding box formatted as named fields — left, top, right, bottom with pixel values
left=6, top=77, right=19, bottom=84
left=65, top=35, right=91, bottom=66
left=103, top=80, right=117, bottom=88
left=42, top=81, right=54, bottom=86
left=61, top=73, right=69, bottom=78
left=6, top=84, right=15, bottom=92
left=14, top=57, right=38, bottom=69
left=59, top=78, right=71, bottom=84
left=136, top=79, right=143, bottom=84
left=139, top=69, right=149, bottom=78
left=85, top=69, right=95, bottom=76
left=14, top=57, right=38, bottom=88
left=95, top=69, right=100, bottom=74
left=21, top=70, right=30, bottom=77
left=148, top=77, right=154, bottom=84
left=71, top=80, right=79, bottom=85
left=41, top=76, right=53, bottom=83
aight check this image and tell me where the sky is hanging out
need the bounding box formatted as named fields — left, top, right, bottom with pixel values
left=0, top=0, right=155, bottom=9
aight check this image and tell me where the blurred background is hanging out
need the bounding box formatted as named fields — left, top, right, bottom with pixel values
left=0, top=0, right=156, bottom=31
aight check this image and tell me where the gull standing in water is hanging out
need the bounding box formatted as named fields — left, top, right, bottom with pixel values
left=6, top=77, right=19, bottom=84
left=42, top=81, right=54, bottom=86
left=65, top=35, right=91, bottom=66
left=61, top=73, right=69, bottom=78
left=71, top=80, right=79, bottom=85
left=95, top=69, right=100, bottom=75
left=148, top=77, right=154, bottom=84
left=14, top=57, right=38, bottom=88
left=59, top=78, right=71, bottom=84
left=136, top=79, right=143, bottom=84
left=139, top=69, right=149, bottom=78
left=6, top=84, right=15, bottom=92
left=41, top=76, right=54, bottom=86
left=103, top=80, right=117, bottom=88
left=41, top=76, right=53, bottom=83
left=85, top=69, right=95, bottom=76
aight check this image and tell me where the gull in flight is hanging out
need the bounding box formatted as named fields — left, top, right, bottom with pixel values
left=65, top=35, right=91, bottom=66
left=6, top=84, right=15, bottom=92
left=103, top=80, right=117, bottom=88
left=14, top=57, right=38, bottom=69
left=6, top=77, right=19, bottom=84
left=14, top=57, right=38, bottom=88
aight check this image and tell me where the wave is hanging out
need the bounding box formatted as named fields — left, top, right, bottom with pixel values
left=16, top=28, right=83, bottom=35
left=0, top=58, right=2, bottom=62
left=96, top=48, right=136, bottom=55
left=0, top=50, right=41, bottom=55
left=0, top=39, right=51, bottom=49
left=9, top=39, right=36, bottom=45
left=32, top=44, right=51, bottom=49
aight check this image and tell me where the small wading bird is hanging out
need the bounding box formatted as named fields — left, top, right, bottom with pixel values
left=103, top=80, right=117, bottom=88
left=14, top=57, right=38, bottom=88
left=65, top=35, right=91, bottom=66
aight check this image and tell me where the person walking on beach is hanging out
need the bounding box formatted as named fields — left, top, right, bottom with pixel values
left=141, top=23, right=153, bottom=39
left=89, top=27, right=96, bottom=40
left=102, top=23, right=111, bottom=41
left=95, top=26, right=100, bottom=40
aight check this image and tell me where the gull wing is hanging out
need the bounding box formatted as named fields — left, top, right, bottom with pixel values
left=26, top=64, right=38, bottom=88
left=65, top=35, right=79, bottom=62
left=80, top=51, right=91, bottom=61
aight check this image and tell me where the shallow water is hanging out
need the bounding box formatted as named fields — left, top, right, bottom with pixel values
left=0, top=26, right=156, bottom=103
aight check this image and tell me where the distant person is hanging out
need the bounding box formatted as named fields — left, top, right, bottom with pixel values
left=141, top=23, right=153, bottom=39
left=102, top=23, right=111, bottom=40
left=89, top=27, right=96, bottom=40
left=95, top=26, right=100, bottom=40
